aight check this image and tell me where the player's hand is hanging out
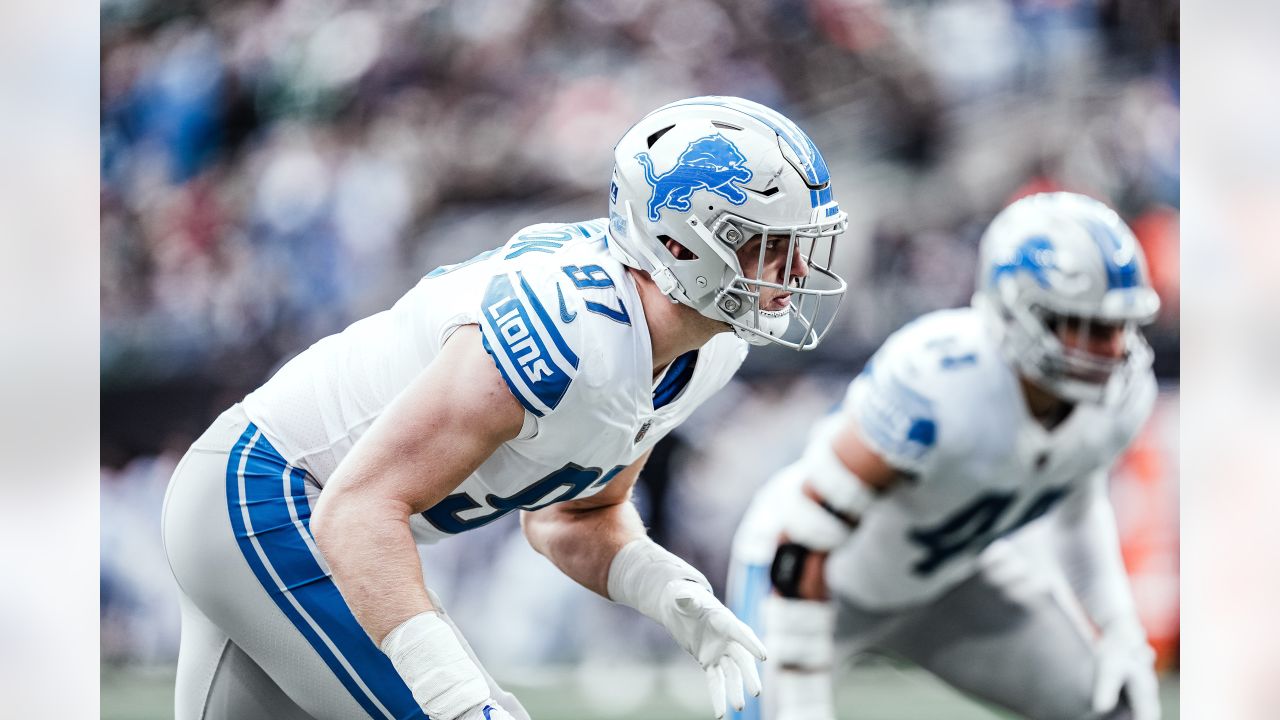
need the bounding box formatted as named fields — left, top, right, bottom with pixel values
left=607, top=539, right=767, bottom=718
left=1092, top=623, right=1161, bottom=720
left=659, top=579, right=768, bottom=719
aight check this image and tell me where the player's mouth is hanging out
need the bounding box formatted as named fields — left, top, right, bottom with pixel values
left=763, top=293, right=792, bottom=311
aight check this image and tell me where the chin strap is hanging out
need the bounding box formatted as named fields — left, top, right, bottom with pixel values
left=610, top=201, right=687, bottom=301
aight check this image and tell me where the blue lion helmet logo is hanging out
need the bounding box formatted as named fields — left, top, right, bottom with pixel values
left=991, top=235, right=1056, bottom=289
left=635, top=134, right=753, bottom=222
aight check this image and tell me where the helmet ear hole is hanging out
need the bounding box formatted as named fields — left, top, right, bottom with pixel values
left=658, top=234, right=700, bottom=261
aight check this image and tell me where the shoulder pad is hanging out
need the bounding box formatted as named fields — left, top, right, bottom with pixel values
left=848, top=351, right=939, bottom=474
left=843, top=310, right=991, bottom=474
left=1109, top=368, right=1158, bottom=449
left=703, top=332, right=750, bottom=367
left=478, top=268, right=583, bottom=417
left=501, top=220, right=609, bottom=260
left=897, top=309, right=990, bottom=376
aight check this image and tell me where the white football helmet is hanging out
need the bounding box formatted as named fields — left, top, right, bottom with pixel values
left=606, top=96, right=848, bottom=350
left=973, top=192, right=1161, bottom=403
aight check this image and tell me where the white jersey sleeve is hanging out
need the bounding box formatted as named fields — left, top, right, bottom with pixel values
left=845, top=363, right=938, bottom=475
left=476, top=264, right=586, bottom=420
left=841, top=310, right=992, bottom=478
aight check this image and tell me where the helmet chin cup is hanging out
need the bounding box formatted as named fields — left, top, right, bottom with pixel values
left=729, top=306, right=792, bottom=346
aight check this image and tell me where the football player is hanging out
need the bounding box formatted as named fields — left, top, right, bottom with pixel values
left=161, top=96, right=849, bottom=720
left=729, top=193, right=1163, bottom=720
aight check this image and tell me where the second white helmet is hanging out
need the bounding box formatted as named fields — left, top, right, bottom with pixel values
left=973, top=192, right=1161, bottom=403
left=606, top=96, right=848, bottom=350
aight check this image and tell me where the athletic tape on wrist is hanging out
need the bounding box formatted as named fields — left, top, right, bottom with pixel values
left=763, top=595, right=836, bottom=667
left=802, top=433, right=876, bottom=517
left=780, top=491, right=852, bottom=550
left=380, top=611, right=489, bottom=720
left=775, top=667, right=836, bottom=716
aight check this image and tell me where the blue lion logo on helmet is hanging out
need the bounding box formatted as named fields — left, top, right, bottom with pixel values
left=991, top=235, right=1056, bottom=289
left=635, top=134, right=753, bottom=222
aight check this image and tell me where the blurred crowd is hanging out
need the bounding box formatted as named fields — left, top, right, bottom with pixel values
left=101, top=0, right=1179, bottom=383
left=100, top=0, right=1180, bottom=673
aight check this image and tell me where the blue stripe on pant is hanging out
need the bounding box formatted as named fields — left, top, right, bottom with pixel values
left=727, top=562, right=771, bottom=720
left=225, top=423, right=430, bottom=720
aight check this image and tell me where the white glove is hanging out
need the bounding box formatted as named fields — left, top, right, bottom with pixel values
left=608, top=538, right=768, bottom=718
left=457, top=703, right=517, bottom=720
left=1092, top=622, right=1161, bottom=720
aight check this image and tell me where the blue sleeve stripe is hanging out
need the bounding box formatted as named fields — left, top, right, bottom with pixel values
left=855, top=370, right=936, bottom=469
left=480, top=272, right=576, bottom=414
left=479, top=292, right=555, bottom=415
left=480, top=332, right=546, bottom=417
left=516, top=271, right=580, bottom=368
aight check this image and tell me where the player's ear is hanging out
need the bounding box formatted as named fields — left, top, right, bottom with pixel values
left=660, top=235, right=699, bottom=261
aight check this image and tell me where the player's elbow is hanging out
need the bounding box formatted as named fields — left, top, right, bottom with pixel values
left=519, top=508, right=552, bottom=555
left=310, top=484, right=374, bottom=557
left=520, top=505, right=586, bottom=558
left=309, top=491, right=344, bottom=557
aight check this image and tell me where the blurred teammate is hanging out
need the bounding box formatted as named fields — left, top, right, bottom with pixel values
left=730, top=193, right=1162, bottom=720
left=161, top=97, right=850, bottom=720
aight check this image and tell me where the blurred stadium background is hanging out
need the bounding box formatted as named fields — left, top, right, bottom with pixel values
left=100, top=0, right=1179, bottom=716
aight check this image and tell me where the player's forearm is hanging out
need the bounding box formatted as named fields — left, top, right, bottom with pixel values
left=526, top=497, right=766, bottom=716
left=312, top=490, right=433, bottom=644
left=521, top=500, right=647, bottom=597
left=1056, top=488, right=1139, bottom=631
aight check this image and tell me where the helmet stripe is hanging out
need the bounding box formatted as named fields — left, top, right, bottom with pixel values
left=1082, top=217, right=1141, bottom=290
left=665, top=97, right=832, bottom=207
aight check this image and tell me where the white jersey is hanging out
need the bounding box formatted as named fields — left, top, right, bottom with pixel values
left=735, top=307, right=1155, bottom=609
left=244, top=219, right=748, bottom=544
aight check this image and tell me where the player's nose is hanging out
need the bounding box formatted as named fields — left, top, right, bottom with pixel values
left=789, top=244, right=810, bottom=279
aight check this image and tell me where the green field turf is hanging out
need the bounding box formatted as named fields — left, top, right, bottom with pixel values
left=102, top=663, right=1179, bottom=720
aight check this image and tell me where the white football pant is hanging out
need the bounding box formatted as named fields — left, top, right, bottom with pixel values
left=161, top=405, right=528, bottom=720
